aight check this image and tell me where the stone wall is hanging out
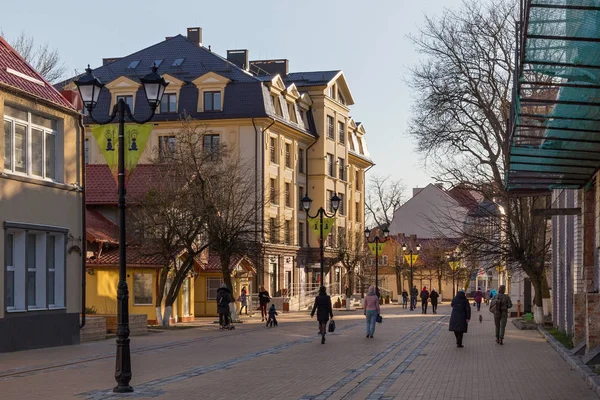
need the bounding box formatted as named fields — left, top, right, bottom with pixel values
left=80, top=317, right=106, bottom=342
left=96, top=314, right=148, bottom=336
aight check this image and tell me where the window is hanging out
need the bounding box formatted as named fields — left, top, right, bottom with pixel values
left=5, top=234, right=14, bottom=308
left=337, top=227, right=345, bottom=247
left=299, top=186, right=305, bottom=211
left=270, top=137, right=277, bottom=164
left=159, top=136, right=176, bottom=161
left=204, top=91, right=222, bottom=112
left=116, top=95, right=134, bottom=111
left=358, top=137, right=364, bottom=154
left=299, top=110, right=306, bottom=125
left=288, top=103, right=297, bottom=123
left=327, top=116, right=335, bottom=139
left=338, top=158, right=345, bottom=180
left=160, top=93, right=177, bottom=113
left=285, top=143, right=291, bottom=168
left=349, top=133, right=355, bottom=151
left=270, top=218, right=277, bottom=243
left=338, top=121, right=345, bottom=144
left=133, top=273, right=153, bottom=305
left=327, top=153, right=335, bottom=177
left=285, top=183, right=291, bottom=207
left=338, top=90, right=346, bottom=105
left=207, top=277, right=223, bottom=300
left=270, top=179, right=277, bottom=204
left=6, top=229, right=65, bottom=311
left=271, top=95, right=282, bottom=116
left=356, top=171, right=360, bottom=190
left=339, top=193, right=345, bottom=215
left=85, top=139, right=89, bottom=164
left=152, top=59, right=164, bottom=68
left=4, top=105, right=58, bottom=180
left=298, top=222, right=304, bottom=247
left=356, top=203, right=360, bottom=222
left=381, top=255, right=389, bottom=266
left=172, top=58, right=185, bottom=67
left=128, top=60, right=140, bottom=69
left=298, top=148, right=305, bottom=174
left=327, top=190, right=334, bottom=213
left=203, top=134, right=220, bottom=160
left=285, top=220, right=291, bottom=245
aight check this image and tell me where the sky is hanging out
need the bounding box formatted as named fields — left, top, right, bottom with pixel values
left=0, top=0, right=464, bottom=194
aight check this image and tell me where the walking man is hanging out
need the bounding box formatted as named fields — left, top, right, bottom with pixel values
left=474, top=287, right=483, bottom=311
left=430, top=288, right=439, bottom=314
left=492, top=285, right=512, bottom=345
left=420, top=286, right=430, bottom=314
left=410, top=285, right=419, bottom=311
left=401, top=289, right=409, bottom=309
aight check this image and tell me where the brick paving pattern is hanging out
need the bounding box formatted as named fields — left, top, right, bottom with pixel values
left=0, top=304, right=597, bottom=400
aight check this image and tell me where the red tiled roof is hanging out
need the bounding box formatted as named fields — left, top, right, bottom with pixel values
left=85, top=164, right=164, bottom=205
left=0, top=36, right=75, bottom=110
left=447, top=185, right=479, bottom=212
left=86, top=208, right=119, bottom=244
left=201, top=254, right=256, bottom=273
left=90, top=245, right=166, bottom=267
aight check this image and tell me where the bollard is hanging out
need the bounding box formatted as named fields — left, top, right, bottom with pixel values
left=517, top=299, right=521, bottom=317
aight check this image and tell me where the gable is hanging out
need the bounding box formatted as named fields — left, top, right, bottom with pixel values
left=105, top=75, right=141, bottom=90
left=328, top=72, right=355, bottom=105
left=192, top=71, right=231, bottom=86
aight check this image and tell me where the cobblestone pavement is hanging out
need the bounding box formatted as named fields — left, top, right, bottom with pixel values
left=0, top=304, right=597, bottom=400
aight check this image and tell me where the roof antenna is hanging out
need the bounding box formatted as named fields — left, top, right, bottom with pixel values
left=208, top=45, right=211, bottom=52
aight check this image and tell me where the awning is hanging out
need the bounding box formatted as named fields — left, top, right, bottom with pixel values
left=507, top=0, right=600, bottom=191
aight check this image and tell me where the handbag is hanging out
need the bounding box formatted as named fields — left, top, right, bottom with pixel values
left=376, top=314, right=383, bottom=324
left=328, top=319, right=336, bottom=332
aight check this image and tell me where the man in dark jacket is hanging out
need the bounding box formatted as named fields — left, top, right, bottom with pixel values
left=429, top=288, right=439, bottom=314
left=216, top=283, right=233, bottom=328
left=410, top=285, right=419, bottom=311
left=420, top=286, right=430, bottom=314
left=493, top=285, right=513, bottom=345
left=449, top=289, right=471, bottom=348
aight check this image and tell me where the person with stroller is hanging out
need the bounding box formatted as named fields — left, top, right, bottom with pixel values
left=216, top=283, right=233, bottom=329
left=266, top=304, right=278, bottom=327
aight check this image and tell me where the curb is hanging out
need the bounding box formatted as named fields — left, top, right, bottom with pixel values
left=538, top=326, right=600, bottom=398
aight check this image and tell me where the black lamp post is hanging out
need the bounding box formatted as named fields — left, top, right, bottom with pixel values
left=447, top=253, right=460, bottom=299
left=364, top=226, right=389, bottom=297
left=302, top=192, right=341, bottom=285
left=75, top=65, right=167, bottom=393
left=402, top=242, right=421, bottom=311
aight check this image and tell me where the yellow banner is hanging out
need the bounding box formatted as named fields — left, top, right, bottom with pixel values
left=368, top=242, right=386, bottom=256
left=405, top=254, right=419, bottom=264
left=308, top=217, right=335, bottom=240
left=449, top=261, right=460, bottom=271
left=91, top=124, right=153, bottom=185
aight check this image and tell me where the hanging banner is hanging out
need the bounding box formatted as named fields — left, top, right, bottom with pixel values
left=477, top=267, right=488, bottom=278
left=405, top=254, right=419, bottom=264
left=448, top=261, right=460, bottom=271
left=308, top=217, right=335, bottom=240
left=368, top=242, right=386, bottom=256
left=91, top=124, right=153, bottom=185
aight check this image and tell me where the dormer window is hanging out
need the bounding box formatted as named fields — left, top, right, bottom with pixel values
left=160, top=93, right=177, bottom=113
left=128, top=60, right=140, bottom=69
left=288, top=103, right=297, bottom=123
left=116, top=95, right=134, bottom=111
left=172, top=58, right=185, bottom=67
left=204, top=91, right=222, bottom=112
left=271, top=95, right=282, bottom=116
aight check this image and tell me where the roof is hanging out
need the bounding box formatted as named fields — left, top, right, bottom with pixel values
left=89, top=244, right=166, bottom=267
left=200, top=254, right=256, bottom=273
left=0, top=36, right=75, bottom=110
left=86, top=208, right=119, bottom=244
left=286, top=71, right=341, bottom=87
left=85, top=164, right=163, bottom=205
left=447, top=185, right=479, bottom=212
left=506, top=0, right=600, bottom=191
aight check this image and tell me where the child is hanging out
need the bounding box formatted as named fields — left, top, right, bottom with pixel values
left=266, top=304, right=278, bottom=327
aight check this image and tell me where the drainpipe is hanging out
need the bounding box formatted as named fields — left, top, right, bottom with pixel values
left=78, top=114, right=87, bottom=329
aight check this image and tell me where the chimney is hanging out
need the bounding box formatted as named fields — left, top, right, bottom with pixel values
left=249, top=59, right=289, bottom=76
left=227, top=49, right=249, bottom=70
left=187, top=27, right=202, bottom=46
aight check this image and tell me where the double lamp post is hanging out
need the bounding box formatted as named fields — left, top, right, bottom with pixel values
left=402, top=242, right=420, bottom=311
left=75, top=65, right=168, bottom=393
left=364, top=226, right=390, bottom=297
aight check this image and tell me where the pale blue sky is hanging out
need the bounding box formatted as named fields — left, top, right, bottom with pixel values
left=1, top=0, right=463, bottom=193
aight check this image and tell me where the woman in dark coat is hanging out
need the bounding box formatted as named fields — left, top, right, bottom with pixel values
left=311, top=286, right=333, bottom=344
left=449, top=289, right=471, bottom=348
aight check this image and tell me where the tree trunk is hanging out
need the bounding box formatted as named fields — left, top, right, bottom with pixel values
left=533, top=277, right=544, bottom=324
left=395, top=268, right=402, bottom=302
left=155, top=267, right=169, bottom=326
left=162, top=256, right=195, bottom=326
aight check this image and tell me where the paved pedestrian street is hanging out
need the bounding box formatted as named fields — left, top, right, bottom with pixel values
left=0, top=305, right=596, bottom=400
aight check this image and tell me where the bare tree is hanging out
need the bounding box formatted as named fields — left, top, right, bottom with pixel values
left=335, top=229, right=368, bottom=294
left=408, top=0, right=550, bottom=322
left=365, top=175, right=405, bottom=228
left=3, top=31, right=66, bottom=83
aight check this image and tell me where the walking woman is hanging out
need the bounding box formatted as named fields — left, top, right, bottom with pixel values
left=258, top=286, right=270, bottom=322
left=363, top=285, right=380, bottom=338
left=311, top=286, right=334, bottom=344
left=449, top=289, right=471, bottom=348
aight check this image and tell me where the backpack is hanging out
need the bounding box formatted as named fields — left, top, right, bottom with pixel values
left=489, top=295, right=503, bottom=315
left=217, top=292, right=228, bottom=308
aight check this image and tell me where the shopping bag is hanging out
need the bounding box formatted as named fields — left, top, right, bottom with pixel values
left=328, top=319, right=336, bottom=332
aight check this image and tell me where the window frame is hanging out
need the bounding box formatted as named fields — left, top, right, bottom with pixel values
left=338, top=158, right=345, bottom=181
left=338, top=121, right=345, bottom=144
left=270, top=178, right=278, bottom=205
left=202, top=134, right=220, bottom=160
left=327, top=153, right=335, bottom=178
left=298, top=148, right=305, bottom=174
left=203, top=91, right=222, bottom=112
left=285, top=143, right=291, bottom=168
left=159, top=135, right=177, bottom=161
left=339, top=193, right=345, bottom=215
left=285, top=182, right=291, bottom=208
left=327, top=116, right=335, bottom=139
left=116, top=95, right=134, bottom=112
left=5, top=233, right=15, bottom=310
left=4, top=105, right=58, bottom=181
left=270, top=137, right=277, bottom=164
left=206, top=277, right=223, bottom=300
left=133, top=273, right=154, bottom=306
left=159, top=93, right=178, bottom=113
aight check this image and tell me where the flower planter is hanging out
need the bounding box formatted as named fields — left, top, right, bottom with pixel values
left=282, top=302, right=290, bottom=312
left=342, top=299, right=347, bottom=307
left=385, top=298, right=390, bottom=304
left=379, top=298, right=384, bottom=305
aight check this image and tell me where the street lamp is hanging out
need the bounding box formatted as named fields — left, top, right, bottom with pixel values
left=302, top=192, right=341, bottom=285
left=75, top=65, right=167, bottom=393
left=364, top=226, right=389, bottom=297
left=402, top=242, right=420, bottom=311
left=447, top=253, right=460, bottom=299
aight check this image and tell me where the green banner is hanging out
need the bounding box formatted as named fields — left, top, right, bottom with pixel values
left=308, top=217, right=335, bottom=240
left=368, top=242, right=386, bottom=256
left=91, top=124, right=153, bottom=185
